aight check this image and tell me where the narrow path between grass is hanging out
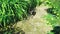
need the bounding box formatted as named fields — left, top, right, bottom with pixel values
left=15, top=4, right=53, bottom=34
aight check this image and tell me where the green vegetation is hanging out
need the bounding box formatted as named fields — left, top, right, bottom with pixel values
left=44, top=0, right=60, bottom=34
left=1, top=0, right=60, bottom=34
left=0, top=0, right=41, bottom=27
left=47, top=26, right=60, bottom=34
left=0, top=0, right=41, bottom=34
left=0, top=26, right=25, bottom=34
left=45, top=0, right=60, bottom=27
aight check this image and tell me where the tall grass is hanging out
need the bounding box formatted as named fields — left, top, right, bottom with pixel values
left=0, top=0, right=42, bottom=34
left=0, top=0, right=41, bottom=27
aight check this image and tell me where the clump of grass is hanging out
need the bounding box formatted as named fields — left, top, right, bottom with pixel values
left=0, top=26, right=25, bottom=34
left=0, top=0, right=42, bottom=27
left=0, top=0, right=42, bottom=34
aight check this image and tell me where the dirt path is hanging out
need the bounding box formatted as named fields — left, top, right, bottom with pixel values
left=15, top=4, right=53, bottom=34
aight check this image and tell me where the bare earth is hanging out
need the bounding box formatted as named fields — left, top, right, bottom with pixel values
left=15, top=4, right=53, bottom=34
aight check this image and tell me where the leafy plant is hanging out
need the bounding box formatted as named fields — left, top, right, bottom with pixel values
left=51, top=26, right=60, bottom=34
left=44, top=0, right=60, bottom=27
left=45, top=0, right=60, bottom=18
left=47, top=26, right=60, bottom=34
left=44, top=0, right=60, bottom=34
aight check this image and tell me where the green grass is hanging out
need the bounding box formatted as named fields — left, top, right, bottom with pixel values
left=44, top=0, right=60, bottom=27
left=0, top=26, right=25, bottom=34
left=44, top=0, right=60, bottom=34
left=0, top=0, right=42, bottom=34
left=0, top=0, right=41, bottom=27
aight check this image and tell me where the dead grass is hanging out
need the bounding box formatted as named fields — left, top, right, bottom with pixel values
left=14, top=4, right=53, bottom=34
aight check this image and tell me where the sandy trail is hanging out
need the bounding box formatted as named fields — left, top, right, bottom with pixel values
left=15, top=4, right=53, bottom=34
